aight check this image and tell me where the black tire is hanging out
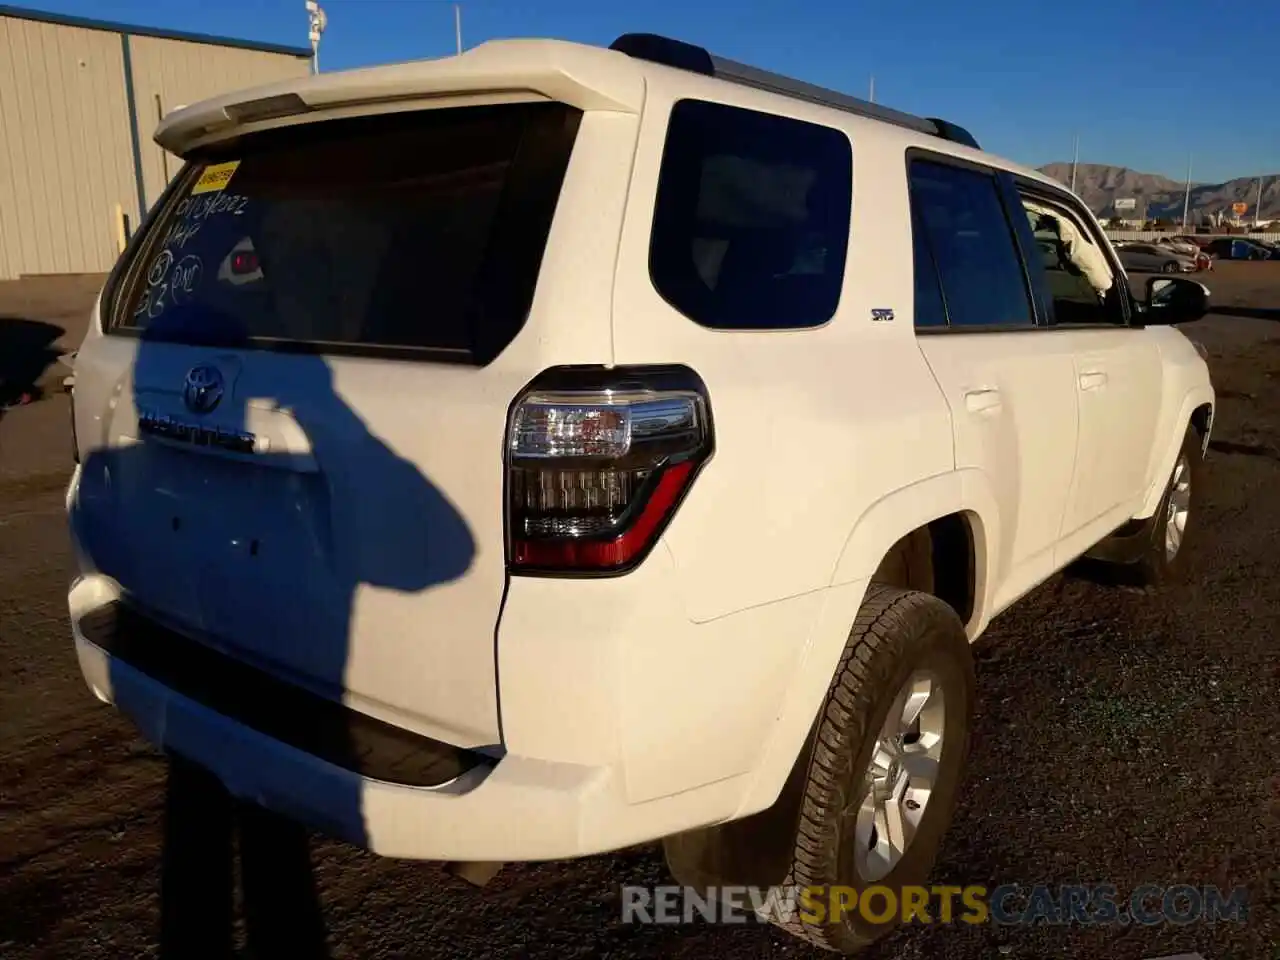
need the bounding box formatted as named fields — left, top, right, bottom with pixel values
left=1126, top=426, right=1202, bottom=585
left=769, top=585, right=974, bottom=953
left=1075, top=426, right=1202, bottom=589
left=1162, top=261, right=1180, bottom=274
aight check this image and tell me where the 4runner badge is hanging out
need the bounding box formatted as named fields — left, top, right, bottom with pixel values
left=182, top=364, right=224, bottom=414
left=871, top=308, right=895, bottom=322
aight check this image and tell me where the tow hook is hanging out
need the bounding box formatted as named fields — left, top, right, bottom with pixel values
left=444, top=861, right=505, bottom=887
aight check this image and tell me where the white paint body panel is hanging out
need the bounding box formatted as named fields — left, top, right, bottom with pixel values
left=1061, top=328, right=1165, bottom=535
left=916, top=331, right=1079, bottom=611
left=67, top=37, right=1213, bottom=861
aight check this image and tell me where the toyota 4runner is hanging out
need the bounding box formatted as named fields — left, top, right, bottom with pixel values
left=65, top=33, right=1215, bottom=952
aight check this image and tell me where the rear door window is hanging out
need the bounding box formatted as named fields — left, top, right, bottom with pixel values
left=109, top=102, right=582, bottom=364
left=908, top=159, right=1034, bottom=329
left=649, top=99, right=852, bottom=330
left=911, top=210, right=948, bottom=328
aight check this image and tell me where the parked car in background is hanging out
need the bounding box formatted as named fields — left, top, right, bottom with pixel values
left=1205, top=237, right=1270, bottom=261
left=1117, top=243, right=1197, bottom=273
left=1156, top=237, right=1200, bottom=258
left=1160, top=238, right=1214, bottom=271
left=1239, top=238, right=1278, bottom=259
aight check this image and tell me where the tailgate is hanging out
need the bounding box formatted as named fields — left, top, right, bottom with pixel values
left=72, top=100, right=585, bottom=748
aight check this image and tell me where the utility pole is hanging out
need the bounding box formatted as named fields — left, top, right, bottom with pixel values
left=1070, top=135, right=1079, bottom=193
left=305, top=1, right=326, bottom=74
left=454, top=3, right=462, bottom=55
left=1181, top=153, right=1193, bottom=229
left=1255, top=177, right=1264, bottom=228
left=868, top=75, right=875, bottom=103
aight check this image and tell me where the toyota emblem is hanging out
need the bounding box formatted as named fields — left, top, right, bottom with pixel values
left=182, top=364, right=225, bottom=414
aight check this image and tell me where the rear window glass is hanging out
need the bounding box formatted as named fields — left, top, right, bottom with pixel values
left=110, top=102, right=581, bottom=363
left=649, top=99, right=852, bottom=330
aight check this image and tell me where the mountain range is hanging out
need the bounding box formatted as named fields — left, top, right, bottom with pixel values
left=1037, top=163, right=1280, bottom=223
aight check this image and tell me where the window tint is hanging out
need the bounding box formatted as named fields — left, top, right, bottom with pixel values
left=111, top=102, right=581, bottom=363
left=911, top=212, right=948, bottom=327
left=650, top=99, right=852, bottom=330
left=1020, top=194, right=1124, bottom=326
left=908, top=160, right=1032, bottom=328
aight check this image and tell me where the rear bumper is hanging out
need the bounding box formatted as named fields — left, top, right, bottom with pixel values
left=67, top=563, right=848, bottom=862
left=70, top=574, right=753, bottom=860
left=66, top=452, right=868, bottom=861
left=76, top=597, right=490, bottom=789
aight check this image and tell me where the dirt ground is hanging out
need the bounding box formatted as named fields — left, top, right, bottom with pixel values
left=1, top=265, right=1277, bottom=960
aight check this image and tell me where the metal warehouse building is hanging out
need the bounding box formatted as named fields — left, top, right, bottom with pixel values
left=0, top=4, right=312, bottom=279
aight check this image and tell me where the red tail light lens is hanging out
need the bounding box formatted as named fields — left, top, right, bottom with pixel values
left=506, top=367, right=713, bottom=575
left=231, top=251, right=260, bottom=275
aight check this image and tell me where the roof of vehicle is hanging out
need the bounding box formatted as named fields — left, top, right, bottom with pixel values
left=153, top=33, right=1069, bottom=195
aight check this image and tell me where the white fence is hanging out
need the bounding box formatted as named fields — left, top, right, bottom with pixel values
left=1104, top=231, right=1280, bottom=243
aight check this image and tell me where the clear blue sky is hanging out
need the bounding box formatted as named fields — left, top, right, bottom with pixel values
left=18, top=0, right=1279, bottom=183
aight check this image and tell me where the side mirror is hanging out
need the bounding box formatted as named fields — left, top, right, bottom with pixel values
left=1143, top=276, right=1209, bottom=325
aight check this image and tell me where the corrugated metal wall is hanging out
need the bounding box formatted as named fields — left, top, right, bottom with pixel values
left=128, top=35, right=308, bottom=215
left=0, top=13, right=309, bottom=280
left=0, top=16, right=137, bottom=279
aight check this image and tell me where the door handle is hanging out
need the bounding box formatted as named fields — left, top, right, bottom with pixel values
left=963, top=388, right=1003, bottom=414
left=1078, top=371, right=1108, bottom=391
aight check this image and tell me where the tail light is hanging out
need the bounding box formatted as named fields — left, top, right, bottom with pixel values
left=505, top=366, right=713, bottom=575
left=231, top=250, right=259, bottom=274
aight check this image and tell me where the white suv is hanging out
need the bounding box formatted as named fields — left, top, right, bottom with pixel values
left=65, top=33, right=1214, bottom=952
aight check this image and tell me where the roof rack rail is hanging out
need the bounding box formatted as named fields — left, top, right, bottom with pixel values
left=609, top=33, right=980, bottom=151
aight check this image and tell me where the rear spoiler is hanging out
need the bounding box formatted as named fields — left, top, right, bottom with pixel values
left=154, top=38, right=646, bottom=155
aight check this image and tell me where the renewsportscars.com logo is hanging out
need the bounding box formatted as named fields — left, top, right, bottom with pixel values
left=620, top=884, right=1249, bottom=927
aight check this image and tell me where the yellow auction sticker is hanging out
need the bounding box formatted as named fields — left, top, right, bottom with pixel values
left=191, top=161, right=241, bottom=195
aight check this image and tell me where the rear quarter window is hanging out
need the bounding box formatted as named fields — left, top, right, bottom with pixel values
left=648, top=99, right=852, bottom=330
left=106, top=102, right=582, bottom=364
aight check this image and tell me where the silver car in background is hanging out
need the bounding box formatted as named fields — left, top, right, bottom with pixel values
left=1116, top=242, right=1197, bottom=274
left=1156, top=237, right=1201, bottom=258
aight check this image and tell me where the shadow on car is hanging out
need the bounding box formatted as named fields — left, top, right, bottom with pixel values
left=76, top=313, right=478, bottom=959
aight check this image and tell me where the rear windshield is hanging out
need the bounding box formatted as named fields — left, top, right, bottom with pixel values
left=109, top=102, right=581, bottom=363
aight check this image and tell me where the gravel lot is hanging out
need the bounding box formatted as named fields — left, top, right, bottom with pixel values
left=1, top=265, right=1277, bottom=960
